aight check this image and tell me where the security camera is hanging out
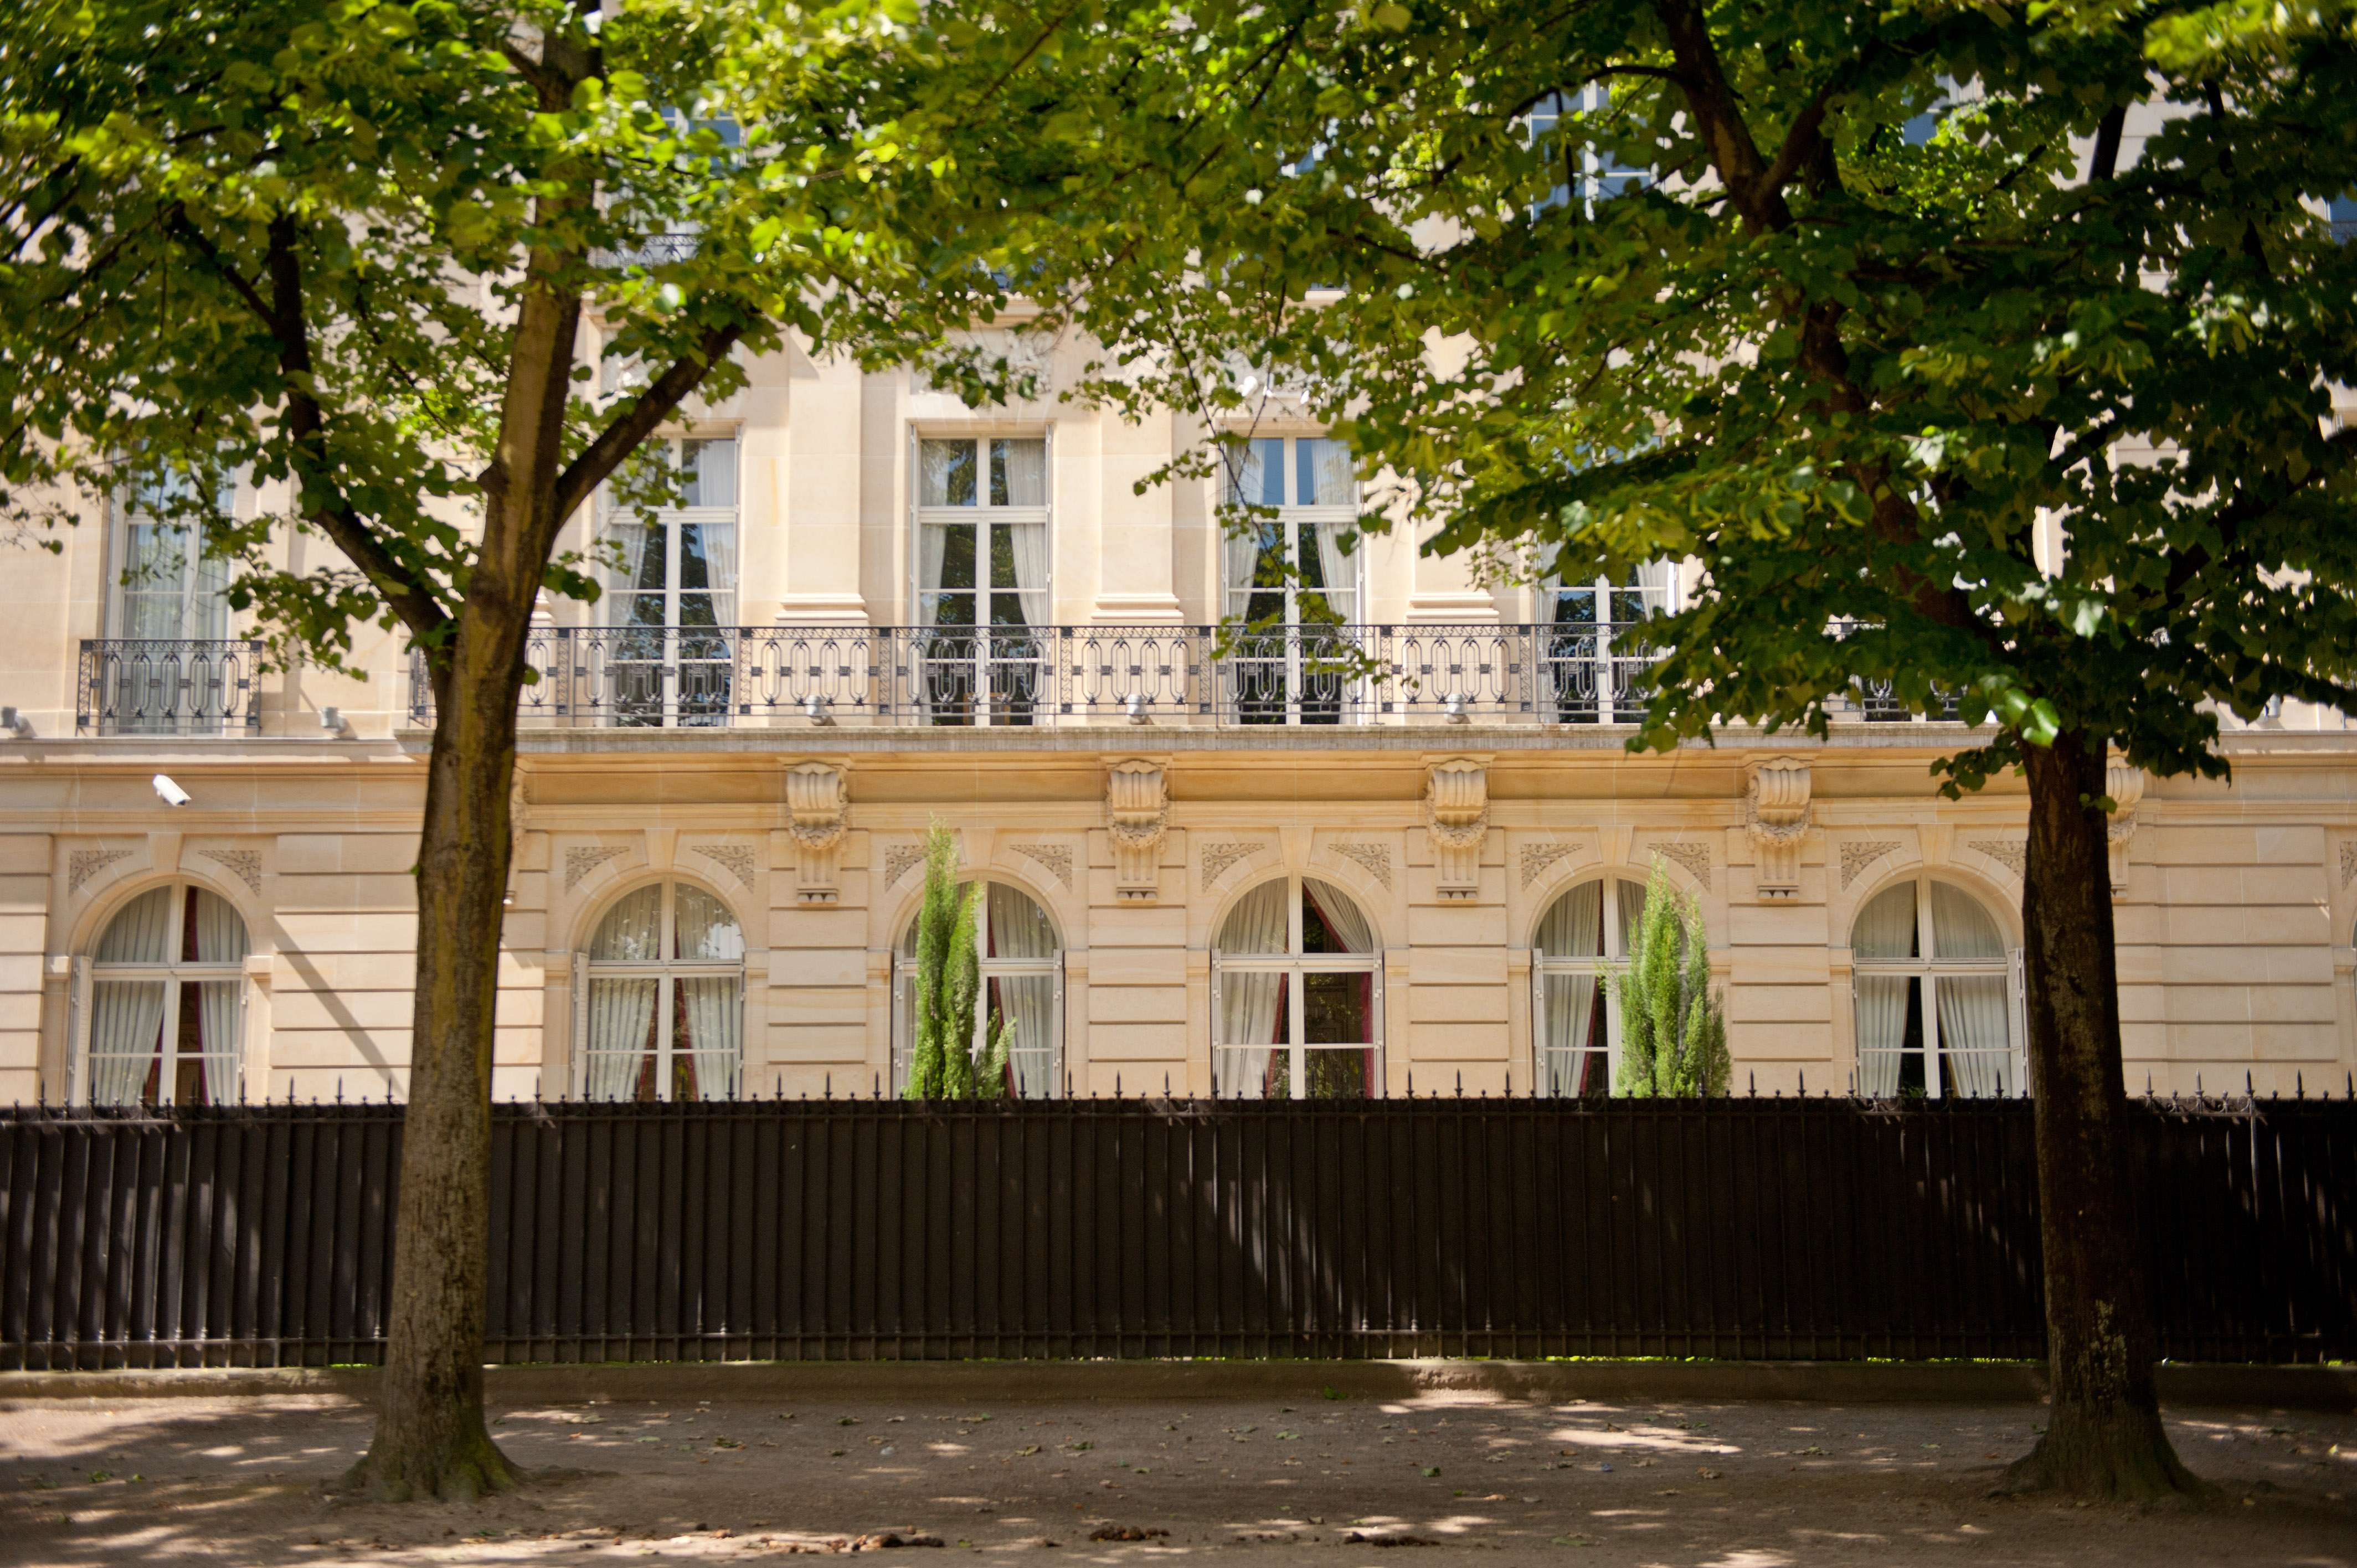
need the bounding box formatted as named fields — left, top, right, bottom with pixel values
left=152, top=773, right=191, bottom=808
left=319, top=706, right=344, bottom=734
left=0, top=706, right=29, bottom=739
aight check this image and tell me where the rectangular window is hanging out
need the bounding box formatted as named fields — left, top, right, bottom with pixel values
left=913, top=434, right=1051, bottom=726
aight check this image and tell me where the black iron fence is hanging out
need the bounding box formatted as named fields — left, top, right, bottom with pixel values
left=77, top=639, right=263, bottom=737
left=2, top=1097, right=2348, bottom=1370
left=403, top=623, right=1690, bottom=729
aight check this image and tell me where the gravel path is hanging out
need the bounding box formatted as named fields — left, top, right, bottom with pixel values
left=1, top=1389, right=2350, bottom=1565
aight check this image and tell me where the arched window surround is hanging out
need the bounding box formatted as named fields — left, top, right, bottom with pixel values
left=889, top=875, right=1065, bottom=1097
left=1210, top=873, right=1383, bottom=1100
left=574, top=876, right=745, bottom=1102
left=74, top=878, right=251, bottom=1107
left=1527, top=872, right=1657, bottom=1097
left=1847, top=871, right=2025, bottom=1099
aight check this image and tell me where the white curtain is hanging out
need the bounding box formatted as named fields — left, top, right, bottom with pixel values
left=1311, top=518, right=1355, bottom=620
left=194, top=981, right=241, bottom=1103
left=1856, top=976, right=1910, bottom=1097
left=1007, top=522, right=1050, bottom=629
left=986, top=883, right=1058, bottom=1097
left=191, top=889, right=247, bottom=963
left=1636, top=558, right=1677, bottom=613
left=591, top=884, right=663, bottom=962
left=1216, top=880, right=1289, bottom=1097
left=1615, top=876, right=1649, bottom=958
left=920, top=439, right=972, bottom=507
left=678, top=976, right=741, bottom=1100
left=1536, top=881, right=1604, bottom=958
left=917, top=523, right=951, bottom=626
left=1299, top=438, right=1353, bottom=507
left=673, top=885, right=743, bottom=961
left=1540, top=973, right=1602, bottom=1095
left=1936, top=974, right=2013, bottom=1098
left=686, top=439, right=738, bottom=509
left=96, top=888, right=174, bottom=963
left=993, top=438, right=1046, bottom=507
left=1930, top=883, right=2005, bottom=960
left=586, top=977, right=658, bottom=1101
left=1536, top=883, right=1604, bottom=1096
left=602, top=517, right=653, bottom=610
left=1223, top=524, right=1264, bottom=620
left=1304, top=876, right=1373, bottom=953
left=1852, top=883, right=1919, bottom=958
left=1227, top=439, right=1273, bottom=508
left=88, top=980, right=166, bottom=1106
left=694, top=523, right=738, bottom=625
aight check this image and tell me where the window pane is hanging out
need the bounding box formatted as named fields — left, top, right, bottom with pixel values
left=1214, top=1044, right=1283, bottom=1098
left=1227, top=437, right=1285, bottom=507
left=1930, top=883, right=2005, bottom=960
left=1216, top=880, right=1289, bottom=955
left=585, top=977, right=659, bottom=1101
left=87, top=979, right=168, bottom=1105
left=591, top=885, right=663, bottom=961
left=1301, top=1047, right=1376, bottom=1099
left=1852, top=883, right=1920, bottom=959
left=96, top=887, right=175, bottom=964
left=1536, top=883, right=1605, bottom=959
left=1614, top=876, right=1648, bottom=958
left=920, top=440, right=977, bottom=506
left=682, top=439, right=737, bottom=509
left=674, top=885, right=743, bottom=961
left=989, top=973, right=1056, bottom=1097
left=1303, top=969, right=1371, bottom=1044
left=1301, top=877, right=1374, bottom=953
left=188, top=889, right=248, bottom=964
left=1295, top=438, right=1353, bottom=506
left=990, top=439, right=1046, bottom=507
left=986, top=882, right=1057, bottom=959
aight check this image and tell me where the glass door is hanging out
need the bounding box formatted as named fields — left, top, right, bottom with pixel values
left=601, top=438, right=738, bottom=726
left=1221, top=436, right=1360, bottom=724
left=914, top=436, right=1049, bottom=726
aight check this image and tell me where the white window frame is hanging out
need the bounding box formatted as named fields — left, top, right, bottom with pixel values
left=75, top=884, right=248, bottom=1107
left=1210, top=873, right=1385, bottom=1099
left=1849, top=873, right=2025, bottom=1099
left=108, top=475, right=235, bottom=643
left=576, top=880, right=745, bottom=1101
left=910, top=430, right=1053, bottom=728
left=890, top=879, right=1066, bottom=1096
left=1529, top=874, right=1649, bottom=1096
left=1222, top=435, right=1365, bottom=726
left=1537, top=565, right=1675, bottom=725
left=596, top=435, right=740, bottom=727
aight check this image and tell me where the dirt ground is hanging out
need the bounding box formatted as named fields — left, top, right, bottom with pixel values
left=0, top=1388, right=2349, bottom=1567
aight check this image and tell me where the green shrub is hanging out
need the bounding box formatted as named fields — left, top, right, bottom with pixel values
left=1613, top=860, right=1731, bottom=1097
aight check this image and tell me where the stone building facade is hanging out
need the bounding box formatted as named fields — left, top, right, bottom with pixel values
left=3, top=337, right=2353, bottom=1106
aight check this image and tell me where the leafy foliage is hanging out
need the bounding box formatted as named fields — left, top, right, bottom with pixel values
left=1613, top=862, right=1730, bottom=1098
left=903, top=823, right=1011, bottom=1102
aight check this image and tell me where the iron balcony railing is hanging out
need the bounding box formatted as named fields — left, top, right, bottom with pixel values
left=406, top=622, right=1680, bottom=729
left=78, top=639, right=263, bottom=737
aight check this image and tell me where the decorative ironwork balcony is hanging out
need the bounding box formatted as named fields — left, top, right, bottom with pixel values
left=403, top=622, right=1680, bottom=730
left=79, top=640, right=263, bottom=737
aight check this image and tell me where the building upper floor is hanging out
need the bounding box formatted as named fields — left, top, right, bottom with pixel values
left=7, top=330, right=2356, bottom=747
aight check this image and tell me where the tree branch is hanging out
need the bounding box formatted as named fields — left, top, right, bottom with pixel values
left=551, top=323, right=746, bottom=524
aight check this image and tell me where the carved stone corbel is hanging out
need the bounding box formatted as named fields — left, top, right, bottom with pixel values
left=2106, top=758, right=2145, bottom=899
left=785, top=761, right=848, bottom=904
left=1744, top=756, right=1813, bottom=900
left=1107, top=759, right=1169, bottom=903
left=1424, top=758, right=1489, bottom=901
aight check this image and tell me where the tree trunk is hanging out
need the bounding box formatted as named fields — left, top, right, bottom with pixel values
left=344, top=255, right=584, bottom=1499
left=2003, top=728, right=2199, bottom=1501
left=341, top=597, right=531, bottom=1501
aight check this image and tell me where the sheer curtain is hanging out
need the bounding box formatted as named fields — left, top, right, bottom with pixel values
left=1297, top=439, right=1353, bottom=507
left=673, top=885, right=743, bottom=962
left=1536, top=883, right=1604, bottom=1095
left=993, top=438, right=1046, bottom=507
left=1008, top=523, right=1050, bottom=630
left=191, top=890, right=247, bottom=1103
left=1216, top=880, right=1288, bottom=1097
left=586, top=978, right=657, bottom=1101
left=1311, top=520, right=1356, bottom=621
left=97, top=888, right=173, bottom=962
left=1304, top=878, right=1373, bottom=954
left=678, top=977, right=741, bottom=1100
left=1615, top=877, right=1649, bottom=956
left=917, top=524, right=951, bottom=627
left=686, top=439, right=738, bottom=509
left=87, top=982, right=166, bottom=1106
left=1930, top=883, right=2004, bottom=960
left=1852, top=883, right=1919, bottom=1097
left=988, top=883, right=1058, bottom=1097
left=591, top=885, right=663, bottom=961
left=1936, top=976, right=2013, bottom=1097
left=694, top=524, right=738, bottom=625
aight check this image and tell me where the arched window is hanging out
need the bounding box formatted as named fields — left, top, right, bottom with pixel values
left=80, top=884, right=248, bottom=1106
left=1212, top=874, right=1381, bottom=1098
left=579, top=881, right=743, bottom=1101
left=892, top=880, right=1063, bottom=1095
left=1851, top=876, right=2021, bottom=1097
left=1531, top=875, right=1650, bottom=1095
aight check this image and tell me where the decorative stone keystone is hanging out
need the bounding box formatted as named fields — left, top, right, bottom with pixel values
left=1744, top=756, right=1813, bottom=900
left=1107, top=760, right=1169, bottom=903
left=785, top=761, right=848, bottom=904
left=1424, top=759, right=1489, bottom=901
left=2106, top=758, right=2146, bottom=899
